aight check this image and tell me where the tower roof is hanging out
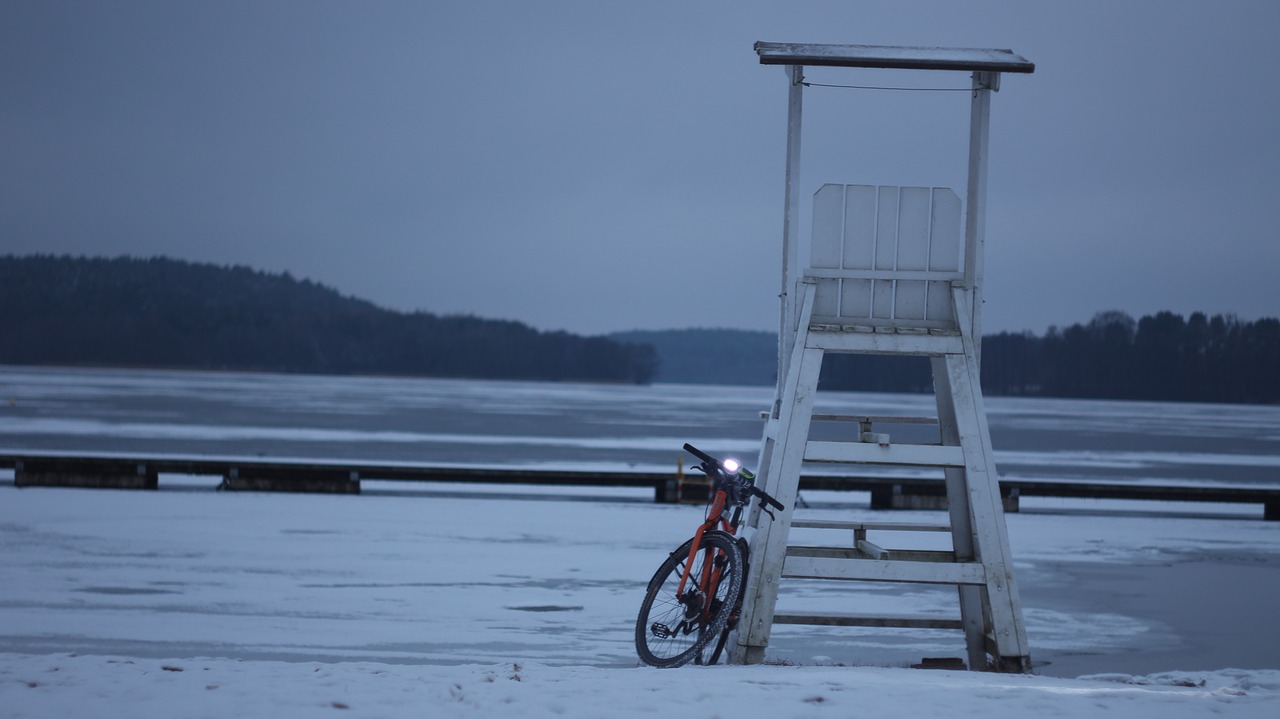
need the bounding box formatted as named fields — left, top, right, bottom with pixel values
left=754, top=42, right=1034, bottom=73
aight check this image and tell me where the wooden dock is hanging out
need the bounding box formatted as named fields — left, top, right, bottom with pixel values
left=1, top=452, right=1276, bottom=520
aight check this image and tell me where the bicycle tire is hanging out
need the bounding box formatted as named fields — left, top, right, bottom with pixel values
left=635, top=531, right=743, bottom=668
left=704, top=537, right=750, bottom=665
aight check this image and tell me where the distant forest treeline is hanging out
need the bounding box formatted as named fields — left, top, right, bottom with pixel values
left=981, top=310, right=1280, bottom=404
left=609, top=328, right=778, bottom=387
left=620, top=312, right=1280, bottom=405
left=811, top=310, right=1280, bottom=404
left=3, top=255, right=1277, bottom=404
left=0, top=255, right=658, bottom=383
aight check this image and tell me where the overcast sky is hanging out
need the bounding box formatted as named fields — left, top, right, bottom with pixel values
left=3, top=1, right=1277, bottom=336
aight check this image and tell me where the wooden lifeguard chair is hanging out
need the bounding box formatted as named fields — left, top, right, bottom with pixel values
left=730, top=43, right=1035, bottom=672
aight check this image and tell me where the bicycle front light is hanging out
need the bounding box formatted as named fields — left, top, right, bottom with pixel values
left=722, top=458, right=741, bottom=474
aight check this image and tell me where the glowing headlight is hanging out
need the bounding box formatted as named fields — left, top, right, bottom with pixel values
left=722, top=458, right=741, bottom=474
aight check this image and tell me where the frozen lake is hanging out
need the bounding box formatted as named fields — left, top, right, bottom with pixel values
left=1, top=365, right=1279, bottom=682
left=3, top=365, right=1280, bottom=490
left=2, top=478, right=1278, bottom=682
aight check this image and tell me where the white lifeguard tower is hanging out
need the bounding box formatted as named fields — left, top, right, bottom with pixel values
left=731, top=42, right=1035, bottom=672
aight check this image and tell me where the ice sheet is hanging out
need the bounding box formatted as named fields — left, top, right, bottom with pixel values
left=2, top=484, right=1278, bottom=718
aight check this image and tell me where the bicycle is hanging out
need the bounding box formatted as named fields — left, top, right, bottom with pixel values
left=634, top=443, right=785, bottom=667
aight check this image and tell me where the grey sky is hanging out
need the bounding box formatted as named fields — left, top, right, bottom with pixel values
left=3, top=1, right=1277, bottom=336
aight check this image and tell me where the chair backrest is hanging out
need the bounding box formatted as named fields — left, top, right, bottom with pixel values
left=809, top=184, right=964, bottom=329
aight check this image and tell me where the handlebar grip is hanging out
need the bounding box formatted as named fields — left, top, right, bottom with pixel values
left=682, top=443, right=716, bottom=467
left=756, top=489, right=785, bottom=512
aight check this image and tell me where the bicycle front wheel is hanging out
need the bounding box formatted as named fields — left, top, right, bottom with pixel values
left=635, top=531, right=743, bottom=668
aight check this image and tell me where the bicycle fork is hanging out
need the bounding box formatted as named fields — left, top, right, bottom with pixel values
left=674, top=526, right=730, bottom=631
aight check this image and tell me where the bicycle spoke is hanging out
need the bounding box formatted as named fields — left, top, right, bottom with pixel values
left=635, top=533, right=743, bottom=668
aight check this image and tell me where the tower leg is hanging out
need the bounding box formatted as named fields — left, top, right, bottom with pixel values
left=731, top=287, right=821, bottom=664
left=940, top=349, right=1032, bottom=670
left=932, top=356, right=989, bottom=670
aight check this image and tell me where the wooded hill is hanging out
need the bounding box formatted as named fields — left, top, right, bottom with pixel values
left=981, top=310, right=1280, bottom=404
left=621, top=311, right=1280, bottom=404
left=4, top=255, right=1276, bottom=403
left=609, top=328, right=778, bottom=386
left=0, top=255, right=658, bottom=384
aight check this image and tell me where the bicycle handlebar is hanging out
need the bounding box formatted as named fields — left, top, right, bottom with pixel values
left=682, top=443, right=718, bottom=468
left=682, top=443, right=785, bottom=512
left=754, top=488, right=785, bottom=512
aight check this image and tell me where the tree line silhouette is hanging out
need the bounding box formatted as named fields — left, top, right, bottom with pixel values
left=4, top=255, right=1276, bottom=403
left=0, top=255, right=658, bottom=384
left=981, top=310, right=1280, bottom=404
left=818, top=310, right=1280, bottom=405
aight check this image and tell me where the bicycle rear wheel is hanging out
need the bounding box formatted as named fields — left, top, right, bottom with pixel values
left=635, top=531, right=743, bottom=668
left=705, top=536, right=750, bottom=665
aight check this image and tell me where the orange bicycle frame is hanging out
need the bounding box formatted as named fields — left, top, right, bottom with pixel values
left=675, top=485, right=736, bottom=611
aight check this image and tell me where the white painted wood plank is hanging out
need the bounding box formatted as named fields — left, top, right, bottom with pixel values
left=894, top=187, right=931, bottom=321
left=791, top=520, right=951, bottom=532
left=873, top=187, right=898, bottom=319
left=963, top=73, right=994, bottom=362
left=840, top=280, right=872, bottom=320
left=775, top=65, right=805, bottom=414
left=929, top=353, right=987, bottom=669
left=753, top=43, right=1035, bottom=74
left=874, top=186, right=899, bottom=270
left=948, top=288, right=1032, bottom=662
left=896, top=187, right=932, bottom=269
left=856, top=538, right=889, bottom=559
left=804, top=440, right=966, bottom=467
left=811, top=184, right=844, bottom=268
left=927, top=280, right=954, bottom=325
left=842, top=185, right=878, bottom=270
left=806, top=330, right=964, bottom=356
left=735, top=283, right=820, bottom=660
left=929, top=188, right=962, bottom=273
left=928, top=188, right=962, bottom=323
left=772, top=612, right=964, bottom=629
left=806, top=268, right=964, bottom=281
left=811, top=184, right=843, bottom=318
left=809, top=414, right=938, bottom=425
left=781, top=555, right=988, bottom=585
left=841, top=185, right=877, bottom=319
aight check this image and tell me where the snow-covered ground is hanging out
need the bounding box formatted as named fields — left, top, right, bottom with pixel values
left=7, top=653, right=1277, bottom=719
left=3, top=478, right=1278, bottom=717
